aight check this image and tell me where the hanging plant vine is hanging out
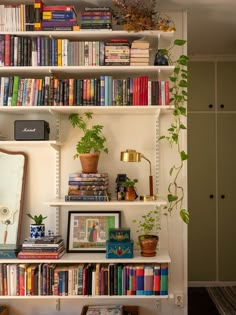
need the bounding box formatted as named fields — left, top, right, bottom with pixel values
left=159, top=39, right=189, bottom=224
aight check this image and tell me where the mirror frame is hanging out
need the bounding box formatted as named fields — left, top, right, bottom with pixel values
left=0, top=148, right=27, bottom=246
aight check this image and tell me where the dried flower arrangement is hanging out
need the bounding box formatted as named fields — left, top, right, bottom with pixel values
left=112, top=0, right=176, bottom=32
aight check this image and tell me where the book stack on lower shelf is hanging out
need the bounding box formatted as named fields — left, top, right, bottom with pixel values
left=65, top=172, right=110, bottom=201
left=17, top=235, right=65, bottom=259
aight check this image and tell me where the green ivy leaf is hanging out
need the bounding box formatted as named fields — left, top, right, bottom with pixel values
left=180, top=150, right=188, bottom=161
left=180, top=209, right=189, bottom=224
left=169, top=166, right=174, bottom=176
left=174, top=39, right=187, bottom=46
left=168, top=194, right=178, bottom=202
left=180, top=124, right=186, bottom=129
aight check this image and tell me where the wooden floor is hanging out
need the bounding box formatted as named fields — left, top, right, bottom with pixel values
left=188, top=287, right=220, bottom=315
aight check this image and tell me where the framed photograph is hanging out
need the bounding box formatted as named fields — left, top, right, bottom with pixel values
left=67, top=211, right=121, bottom=253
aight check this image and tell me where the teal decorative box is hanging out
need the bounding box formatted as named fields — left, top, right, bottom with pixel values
left=106, top=240, right=133, bottom=258
left=108, top=228, right=130, bottom=242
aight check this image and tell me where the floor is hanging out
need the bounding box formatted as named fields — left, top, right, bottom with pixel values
left=188, top=287, right=220, bottom=315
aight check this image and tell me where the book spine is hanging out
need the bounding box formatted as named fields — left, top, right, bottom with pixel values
left=160, top=264, right=168, bottom=295
left=65, top=195, right=109, bottom=201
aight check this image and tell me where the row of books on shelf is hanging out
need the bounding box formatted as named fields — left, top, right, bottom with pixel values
left=0, top=262, right=168, bottom=297
left=0, top=36, right=151, bottom=67
left=0, top=76, right=170, bottom=107
left=0, top=4, right=115, bottom=32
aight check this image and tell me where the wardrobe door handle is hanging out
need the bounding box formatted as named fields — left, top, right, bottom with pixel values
left=221, top=195, right=225, bottom=199
left=209, top=194, right=214, bottom=199
left=208, top=104, right=214, bottom=109
left=220, top=104, right=224, bottom=109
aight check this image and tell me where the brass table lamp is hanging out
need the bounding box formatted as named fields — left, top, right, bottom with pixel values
left=120, top=149, right=157, bottom=201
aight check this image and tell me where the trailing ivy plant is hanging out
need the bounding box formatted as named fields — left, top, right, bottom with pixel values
left=158, top=39, right=189, bottom=224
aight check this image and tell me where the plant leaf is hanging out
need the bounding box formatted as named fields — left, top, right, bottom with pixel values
left=180, top=209, right=189, bottom=224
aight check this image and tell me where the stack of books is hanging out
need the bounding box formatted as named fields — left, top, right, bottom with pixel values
left=18, top=235, right=65, bottom=259
left=80, top=7, right=112, bottom=31
left=34, top=2, right=79, bottom=31
left=65, top=172, right=110, bottom=201
left=105, top=39, right=130, bottom=66
left=85, top=305, right=123, bottom=315
left=130, top=40, right=150, bottom=66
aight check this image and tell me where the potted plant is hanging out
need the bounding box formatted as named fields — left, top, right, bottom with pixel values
left=27, top=213, right=47, bottom=239
left=124, top=178, right=138, bottom=201
left=68, top=112, right=108, bottom=173
left=132, top=209, right=161, bottom=257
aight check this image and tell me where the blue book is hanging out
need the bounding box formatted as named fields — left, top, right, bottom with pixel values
left=136, top=266, right=144, bottom=295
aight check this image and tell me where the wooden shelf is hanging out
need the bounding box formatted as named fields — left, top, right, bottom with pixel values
left=0, top=249, right=171, bottom=264
left=45, top=198, right=167, bottom=207
left=0, top=105, right=173, bottom=116
left=0, top=30, right=174, bottom=47
left=0, top=66, right=174, bottom=78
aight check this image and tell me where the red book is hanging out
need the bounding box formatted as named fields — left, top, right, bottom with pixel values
left=43, top=5, right=75, bottom=11
left=153, top=265, right=161, bottom=295
left=165, top=81, right=170, bottom=105
left=4, top=34, right=10, bottom=66
left=17, top=250, right=65, bottom=259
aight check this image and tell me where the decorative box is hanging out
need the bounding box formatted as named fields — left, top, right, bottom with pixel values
left=14, top=120, right=50, bottom=140
left=108, top=228, right=130, bottom=242
left=106, top=240, right=133, bottom=259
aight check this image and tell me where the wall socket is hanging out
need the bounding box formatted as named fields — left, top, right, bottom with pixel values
left=175, top=294, right=184, bottom=307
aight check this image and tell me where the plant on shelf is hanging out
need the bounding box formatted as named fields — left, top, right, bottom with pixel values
left=68, top=112, right=108, bottom=173
left=112, top=0, right=176, bottom=32
left=27, top=213, right=47, bottom=239
left=124, top=178, right=138, bottom=201
left=158, top=39, right=189, bottom=224
left=132, top=209, right=161, bottom=257
left=27, top=213, right=47, bottom=225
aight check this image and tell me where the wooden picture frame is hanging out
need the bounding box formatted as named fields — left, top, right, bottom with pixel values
left=67, top=211, right=121, bottom=253
left=0, top=148, right=27, bottom=247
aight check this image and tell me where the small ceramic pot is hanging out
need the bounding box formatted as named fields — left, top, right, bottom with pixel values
left=30, top=224, right=45, bottom=239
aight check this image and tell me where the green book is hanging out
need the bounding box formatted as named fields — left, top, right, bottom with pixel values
left=11, top=76, right=20, bottom=106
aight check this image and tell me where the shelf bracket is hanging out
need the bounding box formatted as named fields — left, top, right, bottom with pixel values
left=55, top=298, right=61, bottom=311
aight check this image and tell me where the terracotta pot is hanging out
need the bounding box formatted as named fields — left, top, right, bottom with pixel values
left=125, top=187, right=136, bottom=201
left=79, top=153, right=100, bottom=173
left=139, top=235, right=159, bottom=257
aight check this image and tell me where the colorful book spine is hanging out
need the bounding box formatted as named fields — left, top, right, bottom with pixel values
left=144, top=266, right=154, bottom=295
left=160, top=263, right=168, bottom=295
left=153, top=265, right=161, bottom=295
left=136, top=266, right=144, bottom=295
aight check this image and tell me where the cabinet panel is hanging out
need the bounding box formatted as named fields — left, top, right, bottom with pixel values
left=217, top=62, right=236, bottom=111
left=217, top=114, right=236, bottom=280
left=188, top=62, right=215, bottom=111
left=188, top=113, right=217, bottom=281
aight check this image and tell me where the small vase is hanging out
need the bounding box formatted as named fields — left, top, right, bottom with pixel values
left=139, top=235, right=159, bottom=257
left=30, top=224, right=45, bottom=239
left=154, top=51, right=169, bottom=66
left=125, top=187, right=136, bottom=201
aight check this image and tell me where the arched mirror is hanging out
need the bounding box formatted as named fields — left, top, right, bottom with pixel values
left=0, top=148, right=27, bottom=250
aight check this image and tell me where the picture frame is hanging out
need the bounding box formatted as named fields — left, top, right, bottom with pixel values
left=67, top=211, right=121, bottom=253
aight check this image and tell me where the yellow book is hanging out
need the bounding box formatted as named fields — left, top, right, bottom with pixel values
left=57, top=39, right=62, bottom=66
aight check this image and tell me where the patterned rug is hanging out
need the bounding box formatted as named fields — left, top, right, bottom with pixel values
left=207, top=287, right=236, bottom=315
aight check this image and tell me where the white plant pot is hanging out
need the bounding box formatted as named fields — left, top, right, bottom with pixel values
left=30, top=224, right=45, bottom=239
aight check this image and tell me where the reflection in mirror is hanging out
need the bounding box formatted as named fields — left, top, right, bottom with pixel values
left=0, top=148, right=27, bottom=247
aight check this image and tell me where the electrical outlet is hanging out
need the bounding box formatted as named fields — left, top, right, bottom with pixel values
left=175, top=294, right=184, bottom=307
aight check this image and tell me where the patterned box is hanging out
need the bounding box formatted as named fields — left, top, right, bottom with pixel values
left=106, top=240, right=133, bottom=258
left=108, top=228, right=130, bottom=242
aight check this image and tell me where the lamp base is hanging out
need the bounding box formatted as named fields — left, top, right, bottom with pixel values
left=140, top=195, right=158, bottom=202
